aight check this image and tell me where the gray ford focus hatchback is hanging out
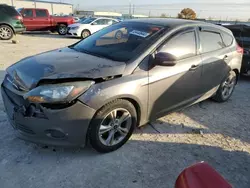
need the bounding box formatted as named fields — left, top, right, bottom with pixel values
left=1, top=19, right=242, bottom=153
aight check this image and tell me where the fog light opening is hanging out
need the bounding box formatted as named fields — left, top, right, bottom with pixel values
left=45, top=129, right=66, bottom=139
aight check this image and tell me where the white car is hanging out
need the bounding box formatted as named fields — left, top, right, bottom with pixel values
left=67, top=17, right=119, bottom=38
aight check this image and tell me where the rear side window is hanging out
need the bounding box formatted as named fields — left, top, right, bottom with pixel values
left=35, top=10, right=47, bottom=17
left=200, top=31, right=224, bottom=53
left=23, top=9, right=33, bottom=17
left=222, top=32, right=233, bottom=47
left=159, top=31, right=196, bottom=60
left=0, top=6, right=19, bottom=16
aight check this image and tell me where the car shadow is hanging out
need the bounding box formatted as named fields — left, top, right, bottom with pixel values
left=1, top=127, right=249, bottom=188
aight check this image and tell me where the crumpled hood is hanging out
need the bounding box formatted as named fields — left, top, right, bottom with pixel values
left=7, top=47, right=126, bottom=90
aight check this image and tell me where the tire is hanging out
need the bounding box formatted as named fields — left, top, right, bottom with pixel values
left=57, top=24, right=67, bottom=35
left=81, top=30, right=91, bottom=39
left=0, top=25, right=14, bottom=40
left=88, top=99, right=137, bottom=153
left=115, top=30, right=123, bottom=39
left=213, top=71, right=237, bottom=102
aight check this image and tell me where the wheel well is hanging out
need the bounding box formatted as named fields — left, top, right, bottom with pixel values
left=121, top=98, right=141, bottom=127
left=57, top=23, right=67, bottom=26
left=232, top=69, right=240, bottom=83
left=0, top=23, right=15, bottom=34
left=82, top=29, right=91, bottom=34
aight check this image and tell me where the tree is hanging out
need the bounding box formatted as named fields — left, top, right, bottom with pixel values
left=178, top=8, right=197, bottom=20
left=160, top=13, right=167, bottom=18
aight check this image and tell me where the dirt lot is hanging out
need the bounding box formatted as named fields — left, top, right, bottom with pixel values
left=0, top=34, right=250, bottom=188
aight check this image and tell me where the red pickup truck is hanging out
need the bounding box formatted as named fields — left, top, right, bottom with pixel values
left=17, top=8, right=74, bottom=35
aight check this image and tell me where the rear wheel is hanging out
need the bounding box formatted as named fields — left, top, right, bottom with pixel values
left=0, top=25, right=14, bottom=40
left=57, top=24, right=67, bottom=35
left=88, top=99, right=137, bottom=153
left=213, top=71, right=237, bottom=102
left=81, top=30, right=91, bottom=39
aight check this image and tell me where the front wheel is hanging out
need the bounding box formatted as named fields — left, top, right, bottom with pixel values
left=57, top=24, right=67, bottom=35
left=88, top=99, right=137, bottom=153
left=0, top=25, right=14, bottom=40
left=81, top=30, right=91, bottom=39
left=213, top=71, right=237, bottom=102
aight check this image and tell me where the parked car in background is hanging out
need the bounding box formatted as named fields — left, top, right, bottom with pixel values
left=67, top=17, right=119, bottom=38
left=224, top=24, right=250, bottom=75
left=73, top=17, right=80, bottom=22
left=0, top=4, right=25, bottom=40
left=17, top=8, right=74, bottom=35
left=1, top=19, right=242, bottom=153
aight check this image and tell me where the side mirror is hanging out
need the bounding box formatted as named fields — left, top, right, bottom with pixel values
left=154, top=52, right=177, bottom=66
left=91, top=22, right=97, bottom=25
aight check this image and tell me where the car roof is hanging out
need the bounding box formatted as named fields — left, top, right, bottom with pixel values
left=123, top=18, right=232, bottom=34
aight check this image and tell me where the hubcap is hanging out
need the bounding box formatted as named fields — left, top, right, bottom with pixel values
left=99, top=108, right=132, bottom=146
left=0, top=27, right=12, bottom=39
left=222, top=77, right=236, bottom=99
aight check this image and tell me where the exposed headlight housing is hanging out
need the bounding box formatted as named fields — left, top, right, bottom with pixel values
left=24, top=81, right=94, bottom=103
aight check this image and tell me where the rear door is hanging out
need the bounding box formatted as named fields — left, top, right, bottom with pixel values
left=21, top=9, right=35, bottom=30
left=148, top=28, right=203, bottom=119
left=198, top=27, right=231, bottom=94
left=34, top=9, right=50, bottom=30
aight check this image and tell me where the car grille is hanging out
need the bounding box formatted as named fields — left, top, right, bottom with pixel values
left=16, top=123, right=35, bottom=135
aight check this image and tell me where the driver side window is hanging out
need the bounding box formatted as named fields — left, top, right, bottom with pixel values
left=23, top=9, right=33, bottom=17
left=94, top=19, right=107, bottom=25
left=159, top=31, right=197, bottom=60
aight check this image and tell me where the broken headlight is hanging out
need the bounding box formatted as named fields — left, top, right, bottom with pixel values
left=24, top=81, right=94, bottom=103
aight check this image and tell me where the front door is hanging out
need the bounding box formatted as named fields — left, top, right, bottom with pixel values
left=21, top=9, right=35, bottom=31
left=33, top=9, right=50, bottom=31
left=148, top=29, right=203, bottom=120
left=91, top=19, right=109, bottom=33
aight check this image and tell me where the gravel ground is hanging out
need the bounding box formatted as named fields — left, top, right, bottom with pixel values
left=0, top=34, right=250, bottom=188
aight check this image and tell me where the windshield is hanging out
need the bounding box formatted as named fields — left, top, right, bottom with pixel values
left=80, top=17, right=97, bottom=24
left=17, top=8, right=23, bottom=13
left=72, top=22, right=165, bottom=62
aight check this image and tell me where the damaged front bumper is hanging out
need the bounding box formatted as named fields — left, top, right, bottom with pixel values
left=1, top=85, right=96, bottom=147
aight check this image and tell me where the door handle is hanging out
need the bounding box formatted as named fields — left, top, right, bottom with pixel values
left=189, top=64, right=200, bottom=71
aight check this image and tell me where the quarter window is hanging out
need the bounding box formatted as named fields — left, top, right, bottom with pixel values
left=159, top=31, right=196, bottom=60
left=200, top=31, right=224, bottom=53
left=222, top=32, right=233, bottom=47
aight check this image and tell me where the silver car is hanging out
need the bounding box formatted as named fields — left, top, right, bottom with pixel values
left=1, top=19, right=243, bottom=152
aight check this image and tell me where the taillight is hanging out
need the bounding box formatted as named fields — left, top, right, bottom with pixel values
left=14, top=15, right=23, bottom=22
left=237, top=44, right=244, bottom=54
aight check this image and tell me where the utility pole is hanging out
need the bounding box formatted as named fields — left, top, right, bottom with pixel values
left=133, top=4, right=135, bottom=15
left=129, top=0, right=132, bottom=18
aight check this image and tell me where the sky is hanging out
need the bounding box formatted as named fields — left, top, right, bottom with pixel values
left=61, top=0, right=250, bottom=20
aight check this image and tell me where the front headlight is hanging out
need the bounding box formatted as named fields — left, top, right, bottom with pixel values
left=24, top=81, right=94, bottom=103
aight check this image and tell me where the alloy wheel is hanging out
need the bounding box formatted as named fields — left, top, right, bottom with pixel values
left=0, top=26, right=12, bottom=40
left=222, top=77, right=236, bottom=99
left=59, top=26, right=67, bottom=35
left=98, top=108, right=132, bottom=146
left=82, top=31, right=90, bottom=38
